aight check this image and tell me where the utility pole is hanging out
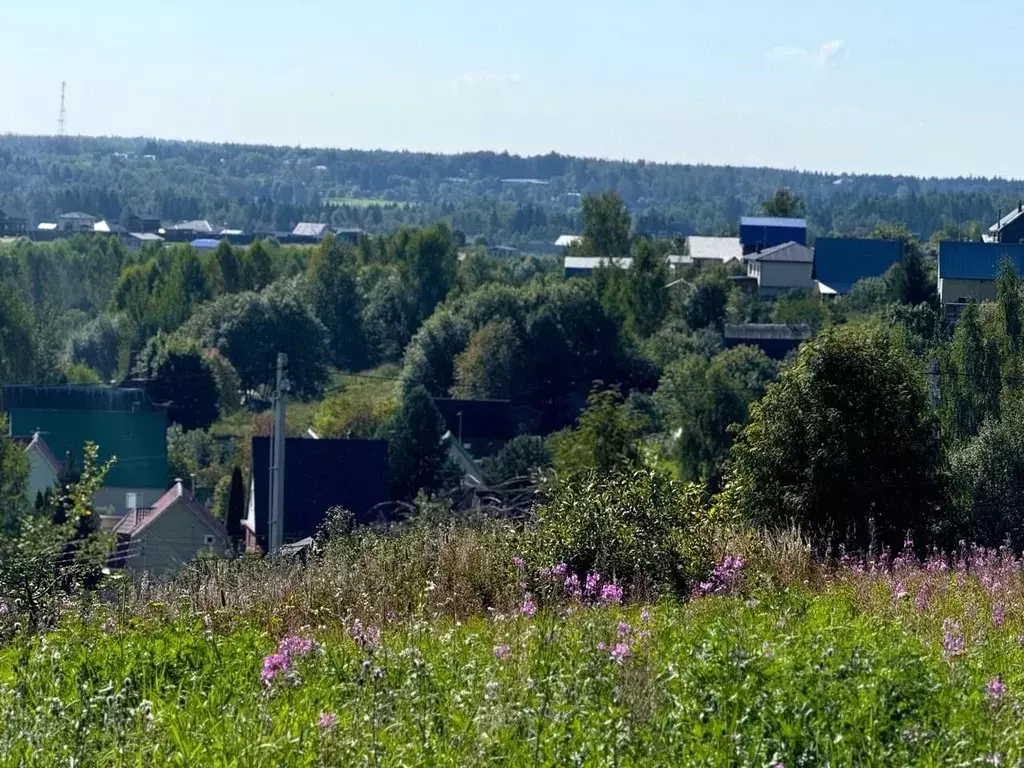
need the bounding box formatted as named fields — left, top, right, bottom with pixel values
left=268, top=353, right=289, bottom=555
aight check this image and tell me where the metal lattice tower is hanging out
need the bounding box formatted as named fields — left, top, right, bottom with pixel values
left=57, top=81, right=66, bottom=137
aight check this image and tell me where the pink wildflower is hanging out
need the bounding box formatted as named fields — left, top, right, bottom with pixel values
left=600, top=583, right=624, bottom=606
left=520, top=596, right=537, bottom=618
left=915, top=583, right=930, bottom=613
left=512, top=556, right=525, bottom=570
left=640, top=608, right=652, bottom=623
left=564, top=573, right=582, bottom=599
left=261, top=652, right=290, bottom=685
left=942, top=618, right=965, bottom=658
left=993, top=602, right=1005, bottom=630
left=617, top=621, right=632, bottom=637
left=987, top=676, right=1007, bottom=703
left=349, top=620, right=382, bottom=650
left=318, top=712, right=337, bottom=730
left=610, top=643, right=631, bottom=664
left=552, top=563, right=568, bottom=577
left=892, top=581, right=908, bottom=601
left=584, top=572, right=602, bottom=598
left=278, top=635, right=315, bottom=658
left=493, top=644, right=511, bottom=661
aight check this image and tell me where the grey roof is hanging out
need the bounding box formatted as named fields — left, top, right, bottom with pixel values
left=687, top=236, right=743, bottom=262
left=724, top=324, right=812, bottom=342
left=564, top=256, right=632, bottom=270
left=744, top=241, right=813, bottom=263
left=292, top=222, right=328, bottom=238
left=990, top=207, right=1024, bottom=233
left=740, top=216, right=807, bottom=229
left=57, top=211, right=97, bottom=221
left=171, top=220, right=214, bottom=233
left=130, top=232, right=164, bottom=242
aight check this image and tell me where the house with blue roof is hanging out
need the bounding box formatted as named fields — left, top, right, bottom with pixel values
left=739, top=216, right=807, bottom=256
left=813, top=238, right=903, bottom=296
left=938, top=241, right=1024, bottom=304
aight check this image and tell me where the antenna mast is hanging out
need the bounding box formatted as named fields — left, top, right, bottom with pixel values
left=57, top=81, right=66, bottom=137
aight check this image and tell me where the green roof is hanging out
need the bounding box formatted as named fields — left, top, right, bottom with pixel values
left=6, top=391, right=168, bottom=488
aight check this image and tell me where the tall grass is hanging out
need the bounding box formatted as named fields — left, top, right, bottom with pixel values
left=4, top=521, right=1024, bottom=764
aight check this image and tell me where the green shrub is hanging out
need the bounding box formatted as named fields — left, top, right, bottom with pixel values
left=529, top=469, right=723, bottom=597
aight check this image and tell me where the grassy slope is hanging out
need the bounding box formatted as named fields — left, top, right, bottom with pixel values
left=1, top=577, right=1022, bottom=766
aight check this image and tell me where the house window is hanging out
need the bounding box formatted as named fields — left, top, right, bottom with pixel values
left=204, top=534, right=215, bottom=545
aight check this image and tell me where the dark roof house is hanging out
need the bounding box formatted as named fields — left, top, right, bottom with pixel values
left=989, top=203, right=1024, bottom=244
left=247, top=437, right=391, bottom=550
left=813, top=238, right=903, bottom=295
left=939, top=242, right=1024, bottom=281
left=0, top=208, right=27, bottom=237
left=744, top=241, right=814, bottom=264
left=2, top=385, right=168, bottom=491
left=724, top=324, right=812, bottom=359
left=739, top=216, right=807, bottom=254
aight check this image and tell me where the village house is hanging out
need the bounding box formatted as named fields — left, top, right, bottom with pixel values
left=3, top=385, right=169, bottom=517
left=744, top=242, right=814, bottom=297
left=110, top=479, right=231, bottom=578
left=739, top=216, right=807, bottom=256
left=813, top=237, right=903, bottom=296
left=938, top=241, right=1024, bottom=304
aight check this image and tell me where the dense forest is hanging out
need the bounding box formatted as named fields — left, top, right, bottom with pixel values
left=0, top=135, right=1018, bottom=244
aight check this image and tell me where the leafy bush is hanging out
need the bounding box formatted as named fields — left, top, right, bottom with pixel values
left=723, top=323, right=945, bottom=551
left=529, top=469, right=723, bottom=596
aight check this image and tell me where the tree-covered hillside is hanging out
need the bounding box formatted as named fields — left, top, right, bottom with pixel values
left=0, top=135, right=1018, bottom=243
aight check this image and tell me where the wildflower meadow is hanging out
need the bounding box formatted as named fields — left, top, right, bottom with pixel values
left=3, top=525, right=1024, bottom=766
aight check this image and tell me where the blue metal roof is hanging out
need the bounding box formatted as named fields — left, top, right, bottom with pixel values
left=740, top=216, right=807, bottom=229
left=938, top=241, right=1024, bottom=280
left=814, top=238, right=902, bottom=294
left=190, top=238, right=220, bottom=249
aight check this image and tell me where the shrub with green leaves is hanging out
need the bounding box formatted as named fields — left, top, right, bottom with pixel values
left=529, top=469, right=722, bottom=596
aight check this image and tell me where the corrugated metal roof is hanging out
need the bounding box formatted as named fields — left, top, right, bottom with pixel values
left=564, top=256, right=632, bottom=270
left=292, top=222, right=328, bottom=238
left=687, top=236, right=743, bottom=262
left=938, top=241, right=1024, bottom=280
left=190, top=238, right=220, bottom=249
left=813, top=238, right=902, bottom=294
left=724, top=324, right=812, bottom=341
left=990, top=207, right=1024, bottom=233
left=744, top=242, right=813, bottom=263
left=740, top=216, right=807, bottom=229
left=555, top=234, right=582, bottom=247
left=130, top=232, right=164, bottom=242
left=171, top=220, right=213, bottom=233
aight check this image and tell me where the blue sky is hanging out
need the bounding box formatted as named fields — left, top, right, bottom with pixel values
left=2, top=1, right=1019, bottom=178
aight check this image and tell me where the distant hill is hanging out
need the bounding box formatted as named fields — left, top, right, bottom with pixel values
left=0, top=134, right=1019, bottom=243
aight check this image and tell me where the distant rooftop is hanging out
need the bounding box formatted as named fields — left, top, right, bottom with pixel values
left=555, top=234, right=582, bottom=248
left=292, top=222, right=328, bottom=238
left=744, top=241, right=813, bottom=263
left=725, top=324, right=812, bottom=342
left=687, top=236, right=743, bottom=262
left=740, top=216, right=808, bottom=229
left=564, top=256, right=632, bottom=270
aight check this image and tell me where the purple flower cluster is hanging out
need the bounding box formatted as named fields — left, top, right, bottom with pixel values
left=349, top=619, right=381, bottom=651
left=914, top=582, right=931, bottom=613
left=520, top=595, right=537, bottom=617
left=261, top=634, right=317, bottom=685
left=987, top=676, right=1007, bottom=703
left=512, top=556, right=525, bottom=571
left=609, top=643, right=631, bottom=664
left=892, top=581, right=908, bottom=601
left=942, top=618, right=965, bottom=658
left=600, top=583, right=624, bottom=606
left=993, top=602, right=1005, bottom=630
left=693, top=554, right=745, bottom=597
left=493, top=643, right=511, bottom=661
left=318, top=712, right=337, bottom=730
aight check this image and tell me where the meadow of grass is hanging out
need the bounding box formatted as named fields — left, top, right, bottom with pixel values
left=2, top=523, right=1024, bottom=766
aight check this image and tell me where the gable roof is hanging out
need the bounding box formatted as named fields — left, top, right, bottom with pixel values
left=57, top=211, right=97, bottom=221
left=745, top=242, right=813, bottom=263
left=555, top=234, right=582, bottom=248
left=725, top=323, right=812, bottom=342
left=687, top=236, right=743, bottom=262
left=12, top=432, right=63, bottom=474
left=740, top=216, right=807, bottom=229
left=292, top=222, right=328, bottom=238
left=171, top=219, right=214, bottom=232
left=813, top=238, right=902, bottom=294
left=249, top=437, right=391, bottom=544
left=113, top=481, right=227, bottom=539
left=990, top=207, right=1024, bottom=233
left=938, top=241, right=1024, bottom=280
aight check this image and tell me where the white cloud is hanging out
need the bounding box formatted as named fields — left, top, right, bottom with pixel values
left=453, top=71, right=523, bottom=87
left=768, top=40, right=847, bottom=71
